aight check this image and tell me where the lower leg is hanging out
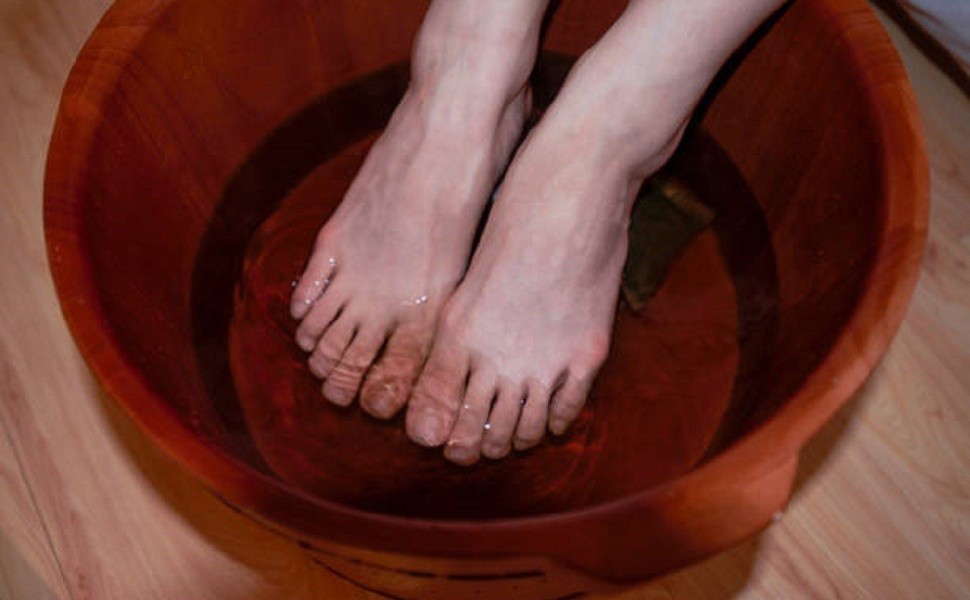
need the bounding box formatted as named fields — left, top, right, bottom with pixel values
left=534, top=0, right=787, bottom=179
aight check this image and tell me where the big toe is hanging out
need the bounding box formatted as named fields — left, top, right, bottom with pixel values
left=405, top=344, right=468, bottom=447
left=360, top=322, right=432, bottom=419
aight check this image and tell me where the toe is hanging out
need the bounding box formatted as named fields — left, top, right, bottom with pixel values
left=513, top=381, right=552, bottom=451
left=294, top=289, right=346, bottom=352
left=307, top=315, right=355, bottom=381
left=360, top=321, right=433, bottom=419
left=548, top=374, right=593, bottom=436
left=322, top=323, right=388, bottom=406
left=405, top=343, right=469, bottom=448
left=444, top=370, right=496, bottom=466
left=291, top=246, right=337, bottom=319
left=481, top=384, right=525, bottom=459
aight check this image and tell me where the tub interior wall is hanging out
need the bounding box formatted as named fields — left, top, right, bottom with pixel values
left=80, top=0, right=881, bottom=507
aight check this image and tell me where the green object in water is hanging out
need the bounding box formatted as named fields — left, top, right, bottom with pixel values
left=622, top=174, right=715, bottom=311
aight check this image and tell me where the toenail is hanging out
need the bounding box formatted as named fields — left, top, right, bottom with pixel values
left=324, top=387, right=351, bottom=405
left=411, top=413, right=446, bottom=447
left=369, top=396, right=390, bottom=414
left=514, top=436, right=539, bottom=450
left=483, top=442, right=510, bottom=459
left=365, top=391, right=397, bottom=418
left=446, top=443, right=477, bottom=464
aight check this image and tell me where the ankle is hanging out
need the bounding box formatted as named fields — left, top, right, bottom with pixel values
left=393, top=79, right=526, bottom=154
left=409, top=2, right=545, bottom=106
left=532, top=42, right=706, bottom=179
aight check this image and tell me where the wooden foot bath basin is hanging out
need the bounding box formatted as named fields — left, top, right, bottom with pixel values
left=45, top=0, right=927, bottom=597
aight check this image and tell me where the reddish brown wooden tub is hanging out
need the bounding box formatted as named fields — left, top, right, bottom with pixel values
left=44, top=0, right=927, bottom=597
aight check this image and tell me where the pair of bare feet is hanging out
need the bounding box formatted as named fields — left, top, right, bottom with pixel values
left=289, top=0, right=780, bottom=465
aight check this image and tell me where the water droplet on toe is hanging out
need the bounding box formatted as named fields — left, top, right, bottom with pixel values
left=290, top=279, right=299, bottom=289
left=483, top=422, right=491, bottom=431
left=401, top=294, right=430, bottom=307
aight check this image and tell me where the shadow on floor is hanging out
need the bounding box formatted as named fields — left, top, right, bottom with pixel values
left=611, top=377, right=869, bottom=600
left=0, top=531, right=64, bottom=600
left=95, top=386, right=371, bottom=600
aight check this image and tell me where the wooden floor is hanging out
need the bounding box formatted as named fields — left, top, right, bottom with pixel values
left=1, top=1, right=968, bottom=598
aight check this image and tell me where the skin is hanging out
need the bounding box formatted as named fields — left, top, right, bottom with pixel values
left=292, top=0, right=785, bottom=465
left=290, top=1, right=548, bottom=413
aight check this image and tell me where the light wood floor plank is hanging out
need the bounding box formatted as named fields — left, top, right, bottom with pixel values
left=0, top=1, right=966, bottom=598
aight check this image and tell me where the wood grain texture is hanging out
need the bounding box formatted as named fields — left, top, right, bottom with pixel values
left=0, top=2, right=967, bottom=600
left=41, top=1, right=928, bottom=593
left=0, top=417, right=69, bottom=600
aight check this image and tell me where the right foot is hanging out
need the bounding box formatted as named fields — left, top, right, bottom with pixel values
left=289, top=1, right=547, bottom=418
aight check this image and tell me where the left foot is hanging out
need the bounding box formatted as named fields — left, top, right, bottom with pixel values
left=288, top=0, right=547, bottom=415
left=403, top=7, right=723, bottom=465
